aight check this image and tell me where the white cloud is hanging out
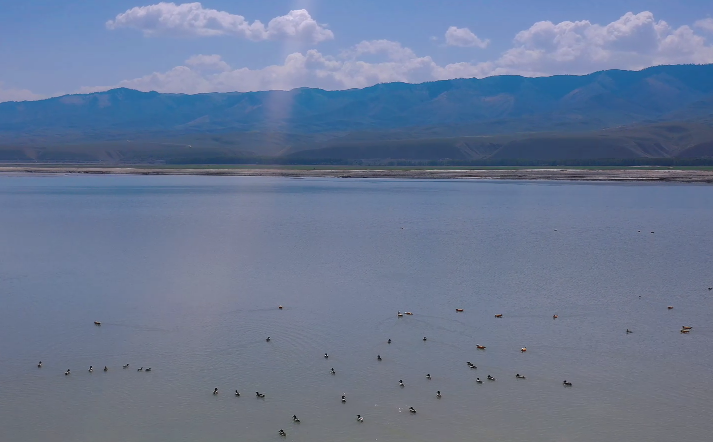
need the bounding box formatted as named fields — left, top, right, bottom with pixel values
left=185, top=54, right=230, bottom=71
left=694, top=18, right=713, bottom=33
left=445, top=26, right=490, bottom=48
left=81, top=11, right=713, bottom=96
left=106, top=2, right=334, bottom=43
left=0, top=83, right=44, bottom=103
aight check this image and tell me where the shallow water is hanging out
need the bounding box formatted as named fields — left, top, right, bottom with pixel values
left=1, top=175, right=712, bottom=442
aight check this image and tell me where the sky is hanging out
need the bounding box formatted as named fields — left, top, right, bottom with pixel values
left=1, top=0, right=713, bottom=102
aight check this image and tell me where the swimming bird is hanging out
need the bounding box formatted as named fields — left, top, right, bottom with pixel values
left=423, top=337, right=427, bottom=341
left=708, top=287, right=712, bottom=291
left=377, top=355, right=382, bottom=361
left=145, top=368, right=151, bottom=372
left=563, top=380, right=573, bottom=386
left=88, top=366, right=93, bottom=373
left=292, top=415, right=300, bottom=423
left=324, top=353, right=329, bottom=359
left=94, top=321, right=101, bottom=326
left=399, top=380, right=404, bottom=387
left=516, top=374, right=526, bottom=379
left=456, top=308, right=464, bottom=312
left=103, top=366, right=108, bottom=372
left=397, top=311, right=403, bottom=317
left=65, top=369, right=70, bottom=376
left=436, top=391, right=442, bottom=398
left=356, top=414, right=363, bottom=422
left=342, top=395, right=346, bottom=403
left=521, top=347, right=527, bottom=352
left=476, top=378, right=483, bottom=384
left=682, top=326, right=692, bottom=330
left=278, top=429, right=286, bottom=437
left=553, top=314, right=558, bottom=319
left=626, top=329, right=633, bottom=333
left=494, top=314, right=503, bottom=318
left=331, top=368, right=336, bottom=375
left=388, top=339, right=391, bottom=344
left=137, top=367, right=143, bottom=372
left=408, top=407, right=417, bottom=413
left=668, top=306, right=674, bottom=310
left=235, top=390, right=240, bottom=397
left=213, top=388, right=218, bottom=395
left=680, top=329, right=690, bottom=334
left=426, top=374, right=431, bottom=380
left=405, top=312, right=413, bottom=315
left=256, top=392, right=265, bottom=398
left=278, top=305, right=283, bottom=310
left=487, top=375, right=495, bottom=381
left=38, top=361, right=42, bottom=368
left=469, top=363, right=477, bottom=369
left=476, top=345, right=486, bottom=350
left=123, top=364, right=129, bottom=369
left=266, top=337, right=271, bottom=342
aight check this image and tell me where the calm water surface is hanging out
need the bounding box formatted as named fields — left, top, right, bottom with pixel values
left=1, top=175, right=712, bottom=442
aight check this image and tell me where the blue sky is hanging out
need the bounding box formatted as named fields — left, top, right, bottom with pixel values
left=1, top=0, right=712, bottom=102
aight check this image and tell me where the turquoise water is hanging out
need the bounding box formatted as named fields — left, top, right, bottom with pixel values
left=1, top=175, right=712, bottom=442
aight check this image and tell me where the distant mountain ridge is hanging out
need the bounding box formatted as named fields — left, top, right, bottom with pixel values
left=1, top=64, right=713, bottom=162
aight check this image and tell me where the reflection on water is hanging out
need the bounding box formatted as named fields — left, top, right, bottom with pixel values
left=1, top=176, right=712, bottom=442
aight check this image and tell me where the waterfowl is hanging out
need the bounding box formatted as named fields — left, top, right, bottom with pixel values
left=397, top=311, right=403, bottom=317
left=408, top=407, right=417, bottom=413
left=38, top=361, right=42, bottom=368
left=521, top=347, right=527, bottom=352
left=341, top=395, right=346, bottom=403
left=455, top=308, right=464, bottom=312
left=356, top=414, right=363, bottom=422
left=626, top=329, right=633, bottom=333
left=103, top=366, right=108, bottom=372
left=123, top=364, right=129, bottom=369
left=494, top=314, right=503, bottom=318
left=145, top=368, right=151, bottom=372
left=377, top=355, right=382, bottom=361
left=476, top=345, right=486, bottom=350
left=516, top=374, right=526, bottom=379
left=476, top=378, right=483, bottom=383
left=668, top=306, right=674, bottom=310
left=708, top=287, right=712, bottom=291
left=235, top=390, right=240, bottom=397
left=426, top=374, right=431, bottom=380
left=256, top=392, right=265, bottom=398
left=137, top=367, right=143, bottom=372
left=65, top=369, right=70, bottom=375
left=682, top=326, right=692, bottom=330
left=324, top=353, right=329, bottom=359
left=278, top=429, right=286, bottom=437
left=388, top=339, right=391, bottom=344
left=487, top=375, right=495, bottom=381
left=563, top=380, right=573, bottom=386
left=292, top=415, right=300, bottom=423
left=278, top=305, right=283, bottom=310
left=436, top=391, right=442, bottom=398
left=88, top=366, right=93, bottom=373
left=467, top=362, right=477, bottom=369
left=423, top=337, right=427, bottom=341
left=266, top=337, right=271, bottom=342
left=405, top=312, right=413, bottom=315
left=213, top=388, right=218, bottom=395
left=94, top=321, right=101, bottom=326
left=399, top=380, right=404, bottom=387
left=553, top=314, right=558, bottom=319
left=331, top=368, right=336, bottom=375
left=680, top=329, right=690, bottom=334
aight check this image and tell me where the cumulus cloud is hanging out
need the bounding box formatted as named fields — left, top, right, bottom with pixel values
left=82, top=11, right=713, bottom=96
left=106, top=2, right=334, bottom=43
left=445, top=26, right=490, bottom=48
left=695, top=18, right=713, bottom=33
left=0, top=83, right=44, bottom=103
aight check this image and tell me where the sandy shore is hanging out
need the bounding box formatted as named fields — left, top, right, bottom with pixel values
left=2, top=166, right=713, bottom=182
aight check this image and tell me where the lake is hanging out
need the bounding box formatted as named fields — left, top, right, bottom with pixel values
left=1, top=175, right=712, bottom=442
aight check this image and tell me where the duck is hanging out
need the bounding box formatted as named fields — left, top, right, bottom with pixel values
left=65, top=369, right=70, bottom=375
left=682, top=326, right=692, bottom=330
left=708, top=287, right=712, bottom=291
left=292, top=415, right=300, bottom=423
left=494, top=314, right=503, bottom=318
left=278, top=305, right=283, bottom=310
left=423, top=337, right=427, bottom=341
left=487, top=375, right=495, bottom=381
left=278, top=429, right=286, bottom=437
left=38, top=361, right=42, bottom=368
left=668, top=306, right=674, bottom=310
left=468, top=363, right=477, bottom=369
left=626, top=329, right=633, bottom=333
left=103, top=366, right=108, bottom=372
left=324, top=353, right=329, bottom=359
left=235, top=390, right=240, bottom=397
left=680, top=329, right=690, bottom=334
left=455, top=308, right=464, bottom=312
left=436, top=390, right=442, bottom=398
left=256, top=392, right=265, bottom=398
left=397, top=311, right=403, bottom=317
left=88, top=366, right=93, bottom=373
left=266, top=337, right=271, bottom=342
left=331, top=368, right=336, bottom=375
left=516, top=374, right=526, bottom=379
left=553, top=314, right=558, bottom=319
left=521, top=347, right=527, bottom=352
left=94, top=321, right=101, bottom=326
left=388, top=339, right=392, bottom=344
left=213, top=388, right=219, bottom=395
left=145, top=368, right=152, bottom=372
left=123, top=364, right=129, bottom=369
left=563, top=380, right=573, bottom=386
left=476, top=345, right=486, bottom=350
left=405, top=312, right=413, bottom=315
left=426, top=374, right=431, bottom=380
left=476, top=378, right=483, bottom=384
left=399, top=380, right=404, bottom=387
left=341, top=394, right=346, bottom=403
left=377, top=355, right=382, bottom=361
left=137, top=367, right=143, bottom=372
left=356, top=414, right=364, bottom=422
left=408, top=407, right=417, bottom=413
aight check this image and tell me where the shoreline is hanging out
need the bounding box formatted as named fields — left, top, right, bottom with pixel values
left=2, top=166, right=713, bottom=182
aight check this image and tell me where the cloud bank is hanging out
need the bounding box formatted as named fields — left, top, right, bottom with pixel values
left=445, top=26, right=490, bottom=48
left=106, top=2, right=334, bottom=43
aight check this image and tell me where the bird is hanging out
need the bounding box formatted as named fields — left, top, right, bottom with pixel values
left=553, top=314, right=558, bottom=319
left=235, top=390, right=240, bottom=397
left=521, top=347, right=527, bottom=352
left=626, top=329, right=633, bottom=333
left=388, top=339, right=392, bottom=344
left=292, top=415, right=300, bottom=423
left=476, top=345, right=486, bottom=350
left=426, top=374, right=431, bottom=380
left=436, top=391, right=442, bottom=398
left=341, top=395, right=346, bottom=403
left=278, top=429, right=286, bottom=437
left=682, top=326, right=692, bottom=330
left=516, top=374, right=526, bottom=379
left=256, top=392, right=265, bottom=398
left=469, top=363, right=477, bottom=369
left=423, top=337, right=427, bottom=341
left=65, top=369, right=70, bottom=376
left=213, top=388, right=218, bottom=395
left=668, top=306, right=674, bottom=310
left=103, top=366, right=108, bottom=372
left=494, top=314, right=503, bottom=318
left=356, top=415, right=364, bottom=422
left=278, top=305, right=283, bottom=310
left=476, top=378, right=483, bottom=384
left=331, top=368, right=336, bottom=375
left=94, top=321, right=101, bottom=326
left=563, top=380, right=573, bottom=386
left=266, top=337, right=271, bottom=342
left=324, top=353, right=329, bottom=359
left=137, top=367, right=143, bottom=372
left=487, top=375, right=496, bottom=381
left=123, top=364, right=129, bottom=369
left=708, top=287, right=712, bottom=291
left=88, top=366, right=93, bottom=373
left=145, top=368, right=152, bottom=372
left=408, top=407, right=417, bottom=413
left=37, top=361, right=42, bottom=368
left=377, top=355, right=382, bottom=361
left=399, top=380, right=404, bottom=387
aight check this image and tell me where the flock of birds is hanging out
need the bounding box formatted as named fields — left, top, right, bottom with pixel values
left=43, top=297, right=705, bottom=438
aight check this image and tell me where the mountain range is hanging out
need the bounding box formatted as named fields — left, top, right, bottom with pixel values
left=1, top=64, right=713, bottom=163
